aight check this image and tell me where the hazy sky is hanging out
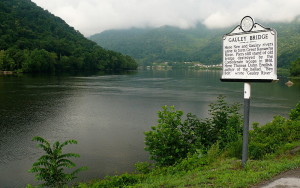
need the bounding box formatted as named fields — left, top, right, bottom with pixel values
left=31, top=0, right=300, bottom=36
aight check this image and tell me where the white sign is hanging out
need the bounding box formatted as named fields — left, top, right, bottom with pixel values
left=221, top=17, right=277, bottom=82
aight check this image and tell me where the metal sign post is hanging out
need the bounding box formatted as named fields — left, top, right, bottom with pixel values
left=221, top=16, right=277, bottom=167
left=242, top=82, right=250, bottom=167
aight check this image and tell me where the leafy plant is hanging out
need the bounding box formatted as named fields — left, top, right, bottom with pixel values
left=77, top=101, right=300, bottom=188
left=77, top=173, right=141, bottom=188
left=249, top=117, right=300, bottom=159
left=289, top=101, right=300, bottom=120
left=29, top=136, right=87, bottom=187
left=144, top=96, right=243, bottom=166
left=144, top=105, right=188, bottom=166
left=206, top=142, right=221, bottom=164
left=207, top=95, right=243, bottom=149
left=249, top=102, right=300, bottom=159
left=290, top=58, right=300, bottom=77
left=134, top=162, right=152, bottom=174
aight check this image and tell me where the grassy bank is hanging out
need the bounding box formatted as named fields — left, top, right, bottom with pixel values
left=75, top=100, right=300, bottom=188
left=25, top=98, right=299, bottom=187
left=131, top=148, right=300, bottom=187
left=76, top=145, right=300, bottom=188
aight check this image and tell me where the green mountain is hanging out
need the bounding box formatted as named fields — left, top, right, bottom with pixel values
left=90, top=20, right=300, bottom=68
left=0, top=0, right=137, bottom=73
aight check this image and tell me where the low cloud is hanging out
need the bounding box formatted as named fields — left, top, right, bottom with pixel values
left=32, top=0, right=300, bottom=36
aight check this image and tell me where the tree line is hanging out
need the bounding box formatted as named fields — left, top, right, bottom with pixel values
left=0, top=0, right=138, bottom=73
left=90, top=21, right=300, bottom=76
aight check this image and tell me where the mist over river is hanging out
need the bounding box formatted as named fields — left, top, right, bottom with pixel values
left=0, top=70, right=299, bottom=187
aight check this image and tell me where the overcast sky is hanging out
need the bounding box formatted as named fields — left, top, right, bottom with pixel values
left=31, top=0, right=300, bottom=36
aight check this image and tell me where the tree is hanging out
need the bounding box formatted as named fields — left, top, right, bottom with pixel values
left=0, top=49, right=16, bottom=71
left=290, top=58, right=300, bottom=77
left=29, top=136, right=87, bottom=187
left=0, top=0, right=138, bottom=73
left=0, top=50, right=5, bottom=70
left=207, top=95, right=242, bottom=149
left=144, top=106, right=188, bottom=166
left=144, top=96, right=243, bottom=166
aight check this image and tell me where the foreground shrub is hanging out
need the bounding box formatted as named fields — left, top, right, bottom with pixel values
left=206, top=96, right=243, bottom=149
left=77, top=173, right=141, bottom=188
left=135, top=162, right=152, bottom=174
left=144, top=105, right=188, bottom=166
left=144, top=96, right=243, bottom=166
left=75, top=100, right=300, bottom=188
left=30, top=136, right=87, bottom=187
left=290, top=101, right=300, bottom=121
left=249, top=102, right=300, bottom=159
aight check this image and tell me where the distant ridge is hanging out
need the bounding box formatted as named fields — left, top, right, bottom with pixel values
left=90, top=21, right=300, bottom=68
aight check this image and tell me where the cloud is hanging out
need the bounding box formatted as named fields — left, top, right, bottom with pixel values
left=204, top=0, right=300, bottom=28
left=31, top=0, right=300, bottom=36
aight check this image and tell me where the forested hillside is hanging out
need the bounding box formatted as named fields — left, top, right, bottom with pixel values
left=90, top=20, right=300, bottom=68
left=90, top=24, right=225, bottom=66
left=0, top=0, right=138, bottom=73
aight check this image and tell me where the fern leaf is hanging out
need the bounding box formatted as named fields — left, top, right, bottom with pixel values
left=57, top=159, right=76, bottom=167
left=71, top=166, right=88, bottom=176
left=58, top=153, right=80, bottom=159
left=60, top=139, right=78, bottom=149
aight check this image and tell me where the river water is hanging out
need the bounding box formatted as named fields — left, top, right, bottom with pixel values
left=0, top=70, right=299, bottom=187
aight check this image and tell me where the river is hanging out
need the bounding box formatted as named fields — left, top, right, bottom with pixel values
left=0, top=70, right=299, bottom=187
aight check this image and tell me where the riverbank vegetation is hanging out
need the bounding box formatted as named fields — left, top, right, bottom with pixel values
left=290, top=58, right=300, bottom=77
left=142, top=61, right=222, bottom=70
left=0, top=0, right=138, bottom=73
left=75, top=97, right=300, bottom=188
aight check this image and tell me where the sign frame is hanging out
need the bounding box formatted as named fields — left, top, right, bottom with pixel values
left=221, top=16, right=278, bottom=82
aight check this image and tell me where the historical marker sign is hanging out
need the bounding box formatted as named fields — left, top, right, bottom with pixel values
left=221, top=16, right=277, bottom=82
left=221, top=16, right=279, bottom=167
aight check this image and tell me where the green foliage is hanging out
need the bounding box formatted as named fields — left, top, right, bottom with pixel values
left=90, top=25, right=224, bottom=66
left=100, top=174, right=140, bottom=188
left=77, top=153, right=300, bottom=188
left=144, top=96, right=243, bottom=166
left=206, top=142, right=221, bottom=164
left=90, top=21, right=300, bottom=68
left=30, top=136, right=87, bottom=187
left=290, top=58, right=300, bottom=77
left=76, top=100, right=300, bottom=188
left=249, top=102, right=300, bottom=159
left=289, top=101, right=300, bottom=120
left=172, top=150, right=207, bottom=172
left=207, top=96, right=243, bottom=149
left=134, top=162, right=152, bottom=174
left=223, top=137, right=243, bottom=159
left=144, top=106, right=188, bottom=166
left=77, top=173, right=141, bottom=188
left=0, top=0, right=137, bottom=73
